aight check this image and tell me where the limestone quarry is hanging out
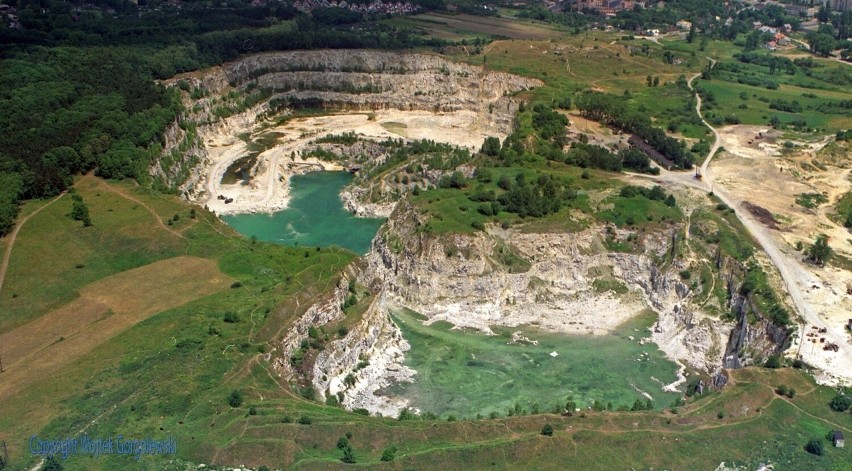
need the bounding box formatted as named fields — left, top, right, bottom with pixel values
left=155, top=49, right=828, bottom=418
left=158, top=49, right=540, bottom=215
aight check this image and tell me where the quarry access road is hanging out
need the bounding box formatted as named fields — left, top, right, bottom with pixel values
left=631, top=64, right=852, bottom=384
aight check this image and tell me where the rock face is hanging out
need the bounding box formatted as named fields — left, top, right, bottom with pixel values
left=273, top=197, right=793, bottom=416
left=311, top=291, right=415, bottom=416
left=226, top=50, right=539, bottom=120
left=271, top=266, right=413, bottom=417
left=361, top=199, right=733, bottom=371
left=153, top=50, right=541, bottom=197
left=723, top=299, right=790, bottom=368
left=362, top=199, right=793, bottom=376
left=272, top=274, right=352, bottom=380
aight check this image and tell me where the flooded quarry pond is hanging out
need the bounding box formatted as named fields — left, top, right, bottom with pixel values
left=222, top=172, right=384, bottom=254
left=385, top=309, right=682, bottom=418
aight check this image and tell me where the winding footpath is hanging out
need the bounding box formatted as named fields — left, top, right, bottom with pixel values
left=0, top=192, right=65, bottom=296
left=657, top=64, right=852, bottom=384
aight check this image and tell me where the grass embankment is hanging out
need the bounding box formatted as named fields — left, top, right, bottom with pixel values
left=833, top=191, right=852, bottom=228
left=0, top=176, right=354, bottom=470
left=0, top=176, right=187, bottom=334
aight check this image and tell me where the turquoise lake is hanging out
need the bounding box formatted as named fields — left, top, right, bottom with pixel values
left=222, top=172, right=385, bottom=254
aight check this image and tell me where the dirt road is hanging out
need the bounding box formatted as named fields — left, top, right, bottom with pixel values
left=632, top=61, right=851, bottom=383
left=641, top=64, right=852, bottom=384
left=0, top=192, right=65, bottom=296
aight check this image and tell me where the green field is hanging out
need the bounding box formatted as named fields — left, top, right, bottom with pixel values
left=696, top=79, right=852, bottom=131
left=384, top=12, right=563, bottom=42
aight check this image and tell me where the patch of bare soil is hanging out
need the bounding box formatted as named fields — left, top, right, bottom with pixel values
left=566, top=112, right=630, bottom=149
left=710, top=125, right=852, bottom=384
left=0, top=256, right=231, bottom=400
left=741, top=202, right=780, bottom=230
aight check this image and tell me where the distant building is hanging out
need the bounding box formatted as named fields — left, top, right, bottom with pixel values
left=573, top=0, right=639, bottom=13
left=676, top=19, right=692, bottom=30
left=827, top=0, right=852, bottom=12
left=784, top=4, right=809, bottom=16
left=833, top=430, right=845, bottom=448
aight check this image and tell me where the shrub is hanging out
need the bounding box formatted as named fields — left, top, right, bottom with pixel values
left=298, top=416, right=312, bottom=425
left=805, top=438, right=824, bottom=456
left=541, top=424, right=554, bottom=436
left=228, top=389, right=243, bottom=408
left=223, top=312, right=239, bottom=323
left=829, top=394, right=851, bottom=412
left=775, top=385, right=789, bottom=396
left=42, top=457, right=63, bottom=471
left=764, top=354, right=782, bottom=369
left=380, top=445, right=397, bottom=462
left=248, top=406, right=258, bottom=415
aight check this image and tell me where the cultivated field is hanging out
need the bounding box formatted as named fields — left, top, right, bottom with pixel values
left=386, top=12, right=563, bottom=41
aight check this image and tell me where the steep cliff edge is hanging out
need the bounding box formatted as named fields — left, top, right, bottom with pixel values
left=153, top=50, right=540, bottom=202
left=360, top=198, right=737, bottom=376
left=270, top=195, right=793, bottom=417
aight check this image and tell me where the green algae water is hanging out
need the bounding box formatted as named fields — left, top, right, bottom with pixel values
left=222, top=172, right=384, bottom=254
left=387, top=309, right=682, bottom=418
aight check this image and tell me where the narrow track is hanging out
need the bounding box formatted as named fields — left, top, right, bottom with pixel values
left=0, top=192, right=65, bottom=295
left=638, top=60, right=852, bottom=383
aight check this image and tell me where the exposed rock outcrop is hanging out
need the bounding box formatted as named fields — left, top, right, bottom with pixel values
left=154, top=50, right=541, bottom=200
left=311, top=292, right=415, bottom=416
left=273, top=197, right=793, bottom=416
